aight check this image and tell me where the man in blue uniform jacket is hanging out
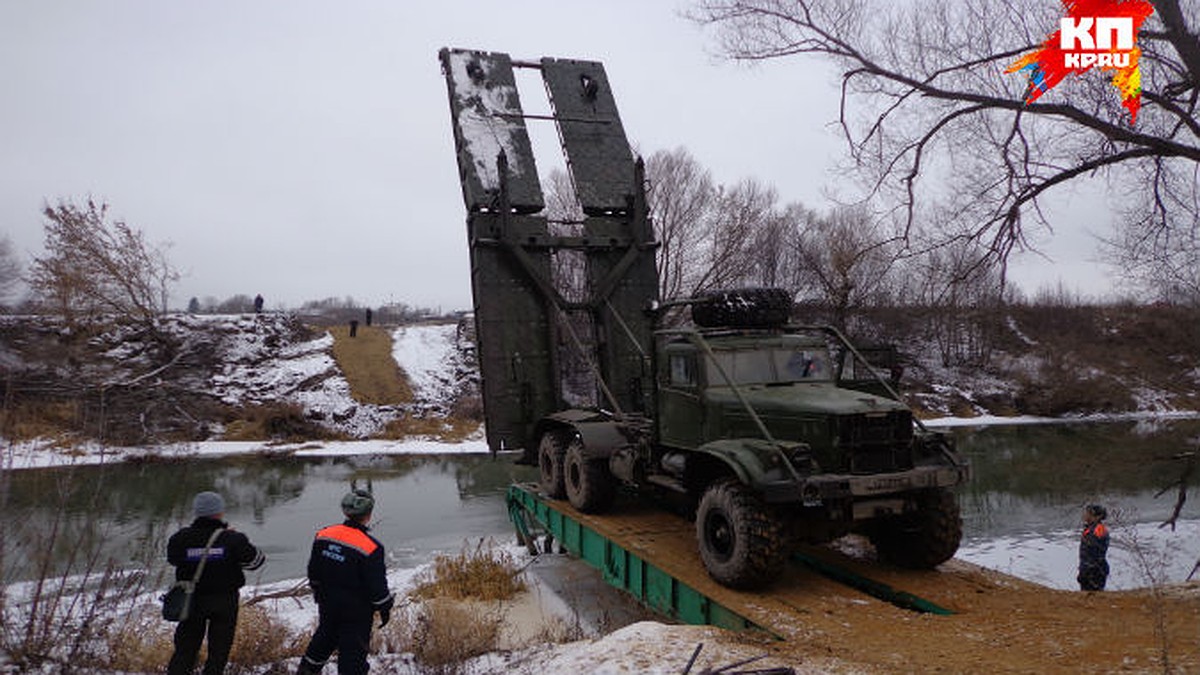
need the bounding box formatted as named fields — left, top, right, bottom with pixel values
left=166, top=491, right=266, bottom=675
left=1078, top=503, right=1111, bottom=591
left=297, top=488, right=394, bottom=674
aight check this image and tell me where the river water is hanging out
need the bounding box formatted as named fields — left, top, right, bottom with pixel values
left=4, top=418, right=1198, bottom=592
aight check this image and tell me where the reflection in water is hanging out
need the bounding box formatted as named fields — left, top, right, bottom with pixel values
left=4, top=419, right=1198, bottom=590
left=3, top=453, right=536, bottom=585
left=953, top=418, right=1200, bottom=589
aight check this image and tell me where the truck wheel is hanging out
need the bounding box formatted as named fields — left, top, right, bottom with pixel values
left=691, top=288, right=792, bottom=328
left=695, top=479, right=786, bottom=589
left=538, top=431, right=568, bottom=500
left=564, top=438, right=616, bottom=513
left=869, top=488, right=963, bottom=569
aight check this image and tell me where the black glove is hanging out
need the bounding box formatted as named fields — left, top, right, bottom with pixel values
left=377, top=594, right=394, bottom=627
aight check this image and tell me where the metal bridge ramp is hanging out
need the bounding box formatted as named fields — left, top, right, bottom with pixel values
left=440, top=48, right=658, bottom=453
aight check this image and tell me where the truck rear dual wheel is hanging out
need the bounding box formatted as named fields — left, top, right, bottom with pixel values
left=695, top=479, right=787, bottom=589
left=869, top=488, right=963, bottom=569
left=538, top=431, right=568, bottom=499
left=564, top=438, right=616, bottom=513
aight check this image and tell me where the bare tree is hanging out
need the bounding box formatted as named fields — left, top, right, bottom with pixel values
left=1102, top=194, right=1200, bottom=305
left=0, top=235, right=21, bottom=307
left=644, top=149, right=810, bottom=301
left=790, top=205, right=899, bottom=329
left=693, top=177, right=782, bottom=293
left=644, top=148, right=717, bottom=301
left=690, top=0, right=1200, bottom=291
left=542, top=167, right=586, bottom=224
left=903, top=237, right=1007, bottom=367
left=28, top=199, right=178, bottom=323
left=542, top=168, right=590, bottom=303
left=743, top=202, right=807, bottom=290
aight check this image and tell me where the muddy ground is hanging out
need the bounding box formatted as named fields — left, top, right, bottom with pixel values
left=734, top=558, right=1200, bottom=673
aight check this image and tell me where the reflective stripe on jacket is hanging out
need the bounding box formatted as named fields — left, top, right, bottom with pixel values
left=316, top=524, right=379, bottom=557
left=307, top=519, right=393, bottom=610
left=167, top=517, right=266, bottom=594
left=1079, top=522, right=1110, bottom=572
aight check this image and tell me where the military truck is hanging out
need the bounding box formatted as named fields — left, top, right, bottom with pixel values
left=439, top=48, right=971, bottom=589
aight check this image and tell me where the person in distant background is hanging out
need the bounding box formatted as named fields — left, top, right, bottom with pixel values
left=254, top=294, right=264, bottom=313
left=167, top=491, right=266, bottom=675
left=1077, top=504, right=1110, bottom=591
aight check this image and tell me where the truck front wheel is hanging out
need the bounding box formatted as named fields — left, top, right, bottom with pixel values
left=564, top=438, right=616, bottom=513
left=538, top=431, right=568, bottom=499
left=869, top=488, right=962, bottom=569
left=695, top=479, right=786, bottom=589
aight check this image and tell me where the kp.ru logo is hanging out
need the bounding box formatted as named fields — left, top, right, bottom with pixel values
left=1060, top=17, right=1135, bottom=68
left=1007, top=0, right=1155, bottom=122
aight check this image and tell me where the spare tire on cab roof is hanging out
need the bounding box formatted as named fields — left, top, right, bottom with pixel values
left=690, top=288, right=793, bottom=328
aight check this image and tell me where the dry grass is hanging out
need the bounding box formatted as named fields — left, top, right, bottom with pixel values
left=103, top=603, right=305, bottom=673
left=227, top=603, right=308, bottom=672
left=382, top=540, right=531, bottom=673
left=0, top=401, right=81, bottom=443
left=381, top=415, right=482, bottom=443
left=222, top=402, right=341, bottom=442
left=410, top=540, right=527, bottom=602
left=384, top=598, right=506, bottom=674
left=104, top=609, right=176, bottom=672
left=327, top=325, right=413, bottom=405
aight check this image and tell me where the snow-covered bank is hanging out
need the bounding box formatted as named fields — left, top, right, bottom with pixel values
left=392, top=322, right=470, bottom=411
left=0, top=537, right=808, bottom=674
left=958, top=518, right=1200, bottom=591
left=1, top=437, right=492, bottom=471
left=9, top=407, right=1199, bottom=471
left=923, top=410, right=1200, bottom=428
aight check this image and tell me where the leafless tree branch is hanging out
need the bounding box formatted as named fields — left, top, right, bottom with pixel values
left=27, top=199, right=179, bottom=323
left=689, top=0, right=1200, bottom=299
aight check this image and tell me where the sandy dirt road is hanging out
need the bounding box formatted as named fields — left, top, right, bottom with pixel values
left=539, top=494, right=1200, bottom=673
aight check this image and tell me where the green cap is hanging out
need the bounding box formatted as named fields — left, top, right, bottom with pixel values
left=341, top=489, right=374, bottom=517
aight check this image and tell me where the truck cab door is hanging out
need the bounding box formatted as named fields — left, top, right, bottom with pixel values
left=658, top=353, right=703, bottom=448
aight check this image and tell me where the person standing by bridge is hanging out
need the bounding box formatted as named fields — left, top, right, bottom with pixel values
left=1077, top=504, right=1110, bottom=591
left=166, top=491, right=266, bottom=675
left=296, top=489, right=394, bottom=674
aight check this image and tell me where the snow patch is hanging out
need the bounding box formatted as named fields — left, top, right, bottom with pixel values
left=444, top=50, right=531, bottom=190
left=392, top=323, right=462, bottom=408
left=1006, top=315, right=1039, bottom=346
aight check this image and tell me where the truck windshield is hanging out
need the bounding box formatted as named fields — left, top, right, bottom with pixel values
left=707, top=347, right=832, bottom=385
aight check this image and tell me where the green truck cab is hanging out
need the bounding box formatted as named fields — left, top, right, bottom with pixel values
left=651, top=322, right=968, bottom=586
left=440, top=48, right=970, bottom=589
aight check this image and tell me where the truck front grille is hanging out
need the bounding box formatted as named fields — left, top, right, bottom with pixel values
left=837, top=412, right=913, bottom=474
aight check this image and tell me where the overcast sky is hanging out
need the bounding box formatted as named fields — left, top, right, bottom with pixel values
left=0, top=1, right=1118, bottom=312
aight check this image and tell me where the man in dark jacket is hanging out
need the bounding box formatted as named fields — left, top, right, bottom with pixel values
left=1078, top=503, right=1111, bottom=591
left=167, top=490, right=266, bottom=675
left=297, top=489, right=394, bottom=675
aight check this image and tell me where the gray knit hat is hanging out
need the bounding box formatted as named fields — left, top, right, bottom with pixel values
left=193, top=491, right=225, bottom=518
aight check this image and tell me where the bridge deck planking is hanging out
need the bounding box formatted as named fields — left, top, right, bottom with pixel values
left=510, top=484, right=930, bottom=640
left=508, top=483, right=1200, bottom=672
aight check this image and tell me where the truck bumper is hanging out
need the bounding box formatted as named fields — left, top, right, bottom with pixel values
left=760, top=463, right=972, bottom=505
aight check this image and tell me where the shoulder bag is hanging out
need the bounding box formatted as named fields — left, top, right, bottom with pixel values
left=161, top=527, right=224, bottom=622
